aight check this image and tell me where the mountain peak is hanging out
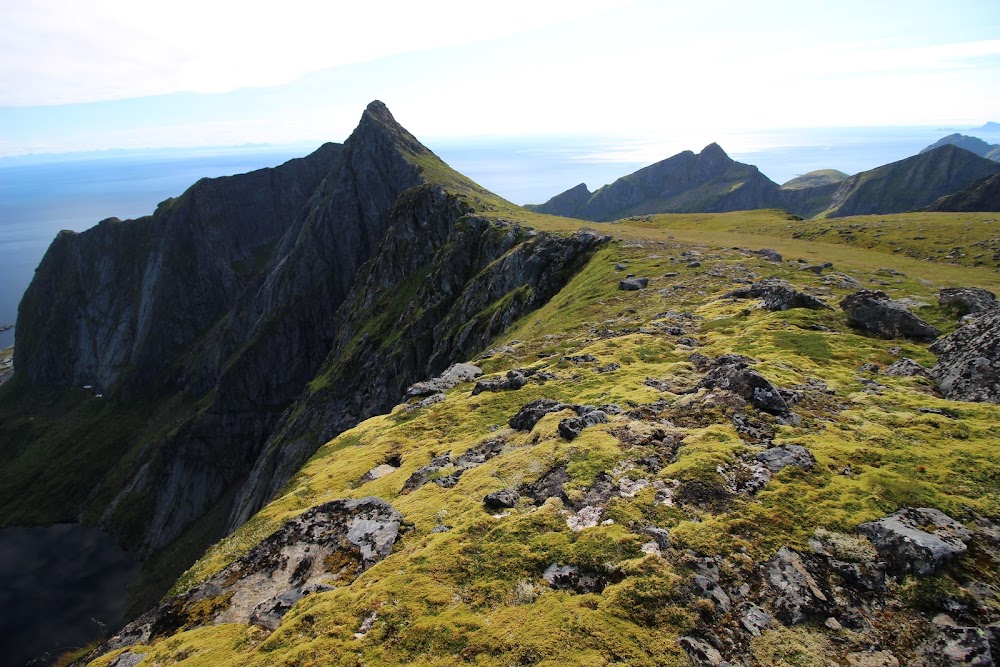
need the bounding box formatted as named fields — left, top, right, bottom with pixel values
left=700, top=142, right=728, bottom=157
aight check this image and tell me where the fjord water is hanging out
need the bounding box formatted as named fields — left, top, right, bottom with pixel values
left=0, top=125, right=989, bottom=351
left=0, top=524, right=140, bottom=666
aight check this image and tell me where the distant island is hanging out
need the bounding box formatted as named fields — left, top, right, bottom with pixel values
left=973, top=121, right=1000, bottom=132
left=0, top=324, right=12, bottom=334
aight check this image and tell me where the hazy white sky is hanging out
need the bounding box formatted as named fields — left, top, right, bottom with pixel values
left=1, top=0, right=998, bottom=156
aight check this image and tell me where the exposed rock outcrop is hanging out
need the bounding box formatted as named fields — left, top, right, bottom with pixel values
left=840, top=290, right=940, bottom=341
left=724, top=280, right=829, bottom=311
left=930, top=309, right=1000, bottom=403
left=859, top=507, right=972, bottom=576
left=939, top=287, right=998, bottom=317
left=84, top=498, right=402, bottom=660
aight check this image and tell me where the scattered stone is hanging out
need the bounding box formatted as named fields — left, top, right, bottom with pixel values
left=678, top=636, right=724, bottom=667
left=756, top=445, right=816, bottom=473
left=643, top=526, right=671, bottom=551
left=565, top=353, right=598, bottom=364
left=596, top=362, right=621, bottom=373
left=739, top=603, right=774, bottom=636
left=522, top=466, right=571, bottom=505
left=108, top=653, right=146, bottom=667
left=509, top=398, right=570, bottom=431
left=96, top=497, right=402, bottom=653
left=859, top=507, right=973, bottom=576
left=858, top=363, right=880, bottom=373
left=251, top=583, right=334, bottom=630
left=615, top=262, right=628, bottom=271
left=678, top=337, right=699, bottom=347
left=353, top=612, right=378, bottom=640
left=401, top=453, right=452, bottom=494
left=452, top=437, right=506, bottom=469
left=471, top=370, right=528, bottom=395
left=930, top=309, right=1000, bottom=403
left=558, top=410, right=608, bottom=440
left=359, top=464, right=398, bottom=484
left=566, top=506, right=604, bottom=531
left=697, top=359, right=791, bottom=416
left=753, top=248, right=783, bottom=263
left=542, top=563, right=622, bottom=594
left=430, top=525, right=451, bottom=533
left=915, top=624, right=994, bottom=667
left=404, top=393, right=445, bottom=412
left=824, top=617, right=843, bottom=631
left=939, top=287, right=998, bottom=317
left=619, top=277, right=650, bottom=291
left=405, top=363, right=482, bottom=397
left=883, top=358, right=930, bottom=377
left=686, top=261, right=702, bottom=268
left=663, top=271, right=679, bottom=277
left=690, top=574, right=732, bottom=613
left=766, top=547, right=832, bottom=624
left=840, top=290, right=940, bottom=341
left=800, top=261, right=833, bottom=274
left=724, top=280, right=829, bottom=311
left=483, top=489, right=520, bottom=510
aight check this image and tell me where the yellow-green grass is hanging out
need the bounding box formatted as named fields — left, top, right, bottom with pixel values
left=113, top=230, right=999, bottom=666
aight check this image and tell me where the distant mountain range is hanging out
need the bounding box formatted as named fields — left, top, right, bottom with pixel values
left=528, top=135, right=1000, bottom=220
left=920, top=133, right=1000, bottom=161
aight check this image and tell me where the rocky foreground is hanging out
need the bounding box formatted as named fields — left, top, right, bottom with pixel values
left=78, top=233, right=1000, bottom=666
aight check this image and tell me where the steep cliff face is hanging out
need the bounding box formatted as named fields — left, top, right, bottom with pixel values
left=15, top=143, right=341, bottom=394
left=924, top=172, right=1000, bottom=212
left=527, top=144, right=785, bottom=221
left=229, top=187, right=607, bottom=527
left=4, top=102, right=606, bottom=614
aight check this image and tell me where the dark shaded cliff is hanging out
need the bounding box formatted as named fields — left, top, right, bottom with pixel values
left=923, top=172, right=1000, bottom=212
left=1, top=102, right=606, bottom=615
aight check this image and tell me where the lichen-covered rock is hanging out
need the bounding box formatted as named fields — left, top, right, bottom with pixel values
left=725, top=280, right=829, bottom=311
left=406, top=363, right=482, bottom=397
left=756, top=444, right=816, bottom=473
left=483, top=489, right=520, bottom=510
left=766, top=547, right=833, bottom=624
left=471, top=370, right=527, bottom=395
left=697, top=359, right=790, bottom=415
left=939, top=287, right=998, bottom=318
left=542, top=563, right=622, bottom=594
left=401, top=453, right=452, bottom=494
left=558, top=410, right=608, bottom=440
left=930, top=309, right=1000, bottom=404
left=839, top=289, right=940, bottom=341
left=859, top=507, right=972, bottom=576
left=883, top=358, right=930, bottom=377
left=89, top=497, right=402, bottom=657
left=914, top=624, right=994, bottom=666
left=619, top=277, right=649, bottom=290
left=509, top=398, right=570, bottom=431
left=678, top=636, right=725, bottom=667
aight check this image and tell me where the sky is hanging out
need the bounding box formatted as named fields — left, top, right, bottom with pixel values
left=1, top=0, right=999, bottom=158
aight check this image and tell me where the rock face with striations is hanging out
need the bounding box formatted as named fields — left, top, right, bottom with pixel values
left=7, top=102, right=607, bottom=608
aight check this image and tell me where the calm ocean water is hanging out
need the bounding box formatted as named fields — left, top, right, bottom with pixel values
left=1, top=125, right=994, bottom=351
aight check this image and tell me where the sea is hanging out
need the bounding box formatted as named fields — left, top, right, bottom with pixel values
left=1, top=124, right=996, bottom=351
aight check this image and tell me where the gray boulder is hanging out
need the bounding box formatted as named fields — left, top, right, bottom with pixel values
left=619, top=277, right=650, bottom=291
left=406, top=363, right=482, bottom=397
left=756, top=445, right=816, bottom=473
left=678, top=636, right=725, bottom=667
left=883, top=358, right=930, bottom=377
left=542, top=563, right=621, bottom=594
left=939, top=287, right=998, bottom=318
left=471, top=370, right=528, bottom=396
left=698, top=359, right=790, bottom=415
left=915, top=624, right=994, bottom=666
left=766, top=547, right=832, bottom=624
left=930, top=309, right=1000, bottom=403
left=483, top=489, right=520, bottom=509
left=840, top=290, right=940, bottom=341
left=509, top=398, right=571, bottom=431
left=558, top=410, right=609, bottom=440
left=859, top=507, right=973, bottom=576
left=753, top=248, right=783, bottom=263
left=725, top=280, right=829, bottom=311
